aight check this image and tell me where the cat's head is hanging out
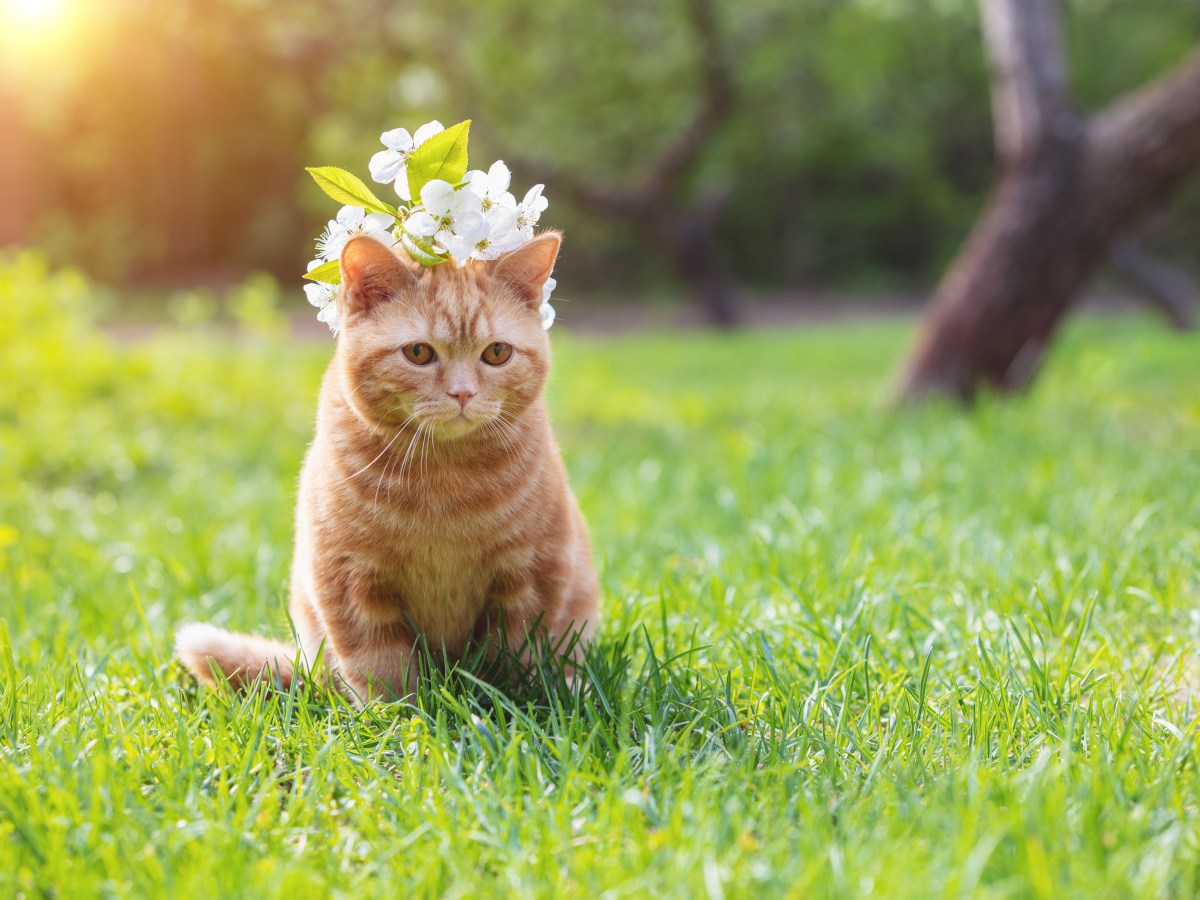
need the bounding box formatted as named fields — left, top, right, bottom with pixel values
left=333, top=232, right=560, bottom=440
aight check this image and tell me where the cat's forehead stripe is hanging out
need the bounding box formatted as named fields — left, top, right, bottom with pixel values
left=418, top=278, right=488, bottom=347
left=464, top=298, right=487, bottom=343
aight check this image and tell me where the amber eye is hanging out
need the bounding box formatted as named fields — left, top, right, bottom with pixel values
left=482, top=342, right=513, bottom=366
left=402, top=343, right=436, bottom=366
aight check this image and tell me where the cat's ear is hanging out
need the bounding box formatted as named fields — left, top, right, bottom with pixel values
left=493, top=231, right=561, bottom=309
left=339, top=235, right=415, bottom=315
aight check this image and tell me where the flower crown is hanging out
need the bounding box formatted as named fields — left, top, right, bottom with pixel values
left=302, top=120, right=555, bottom=335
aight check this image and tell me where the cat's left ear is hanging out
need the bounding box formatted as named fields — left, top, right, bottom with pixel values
left=339, top=235, right=415, bottom=316
left=494, top=231, right=561, bottom=309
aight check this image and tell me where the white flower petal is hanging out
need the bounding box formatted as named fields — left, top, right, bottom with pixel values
left=439, top=232, right=475, bottom=266
left=448, top=188, right=483, bottom=219
left=317, top=220, right=353, bottom=261
left=542, top=277, right=557, bottom=303
left=395, top=176, right=412, bottom=202
left=380, top=128, right=414, bottom=152
left=304, top=282, right=334, bottom=308
left=336, top=206, right=365, bottom=227
left=362, top=212, right=396, bottom=235
left=323, top=231, right=351, bottom=261
left=499, top=231, right=526, bottom=253
left=454, top=210, right=488, bottom=242
left=405, top=210, right=439, bottom=237
left=412, top=120, right=445, bottom=146
left=521, top=184, right=547, bottom=213
left=369, top=149, right=406, bottom=184
left=470, top=244, right=503, bottom=262
left=487, top=160, right=512, bottom=194
left=420, top=179, right=457, bottom=215
left=464, top=169, right=487, bottom=191
left=316, top=299, right=340, bottom=333
left=539, top=302, right=555, bottom=330
left=485, top=205, right=516, bottom=234
left=485, top=217, right=524, bottom=255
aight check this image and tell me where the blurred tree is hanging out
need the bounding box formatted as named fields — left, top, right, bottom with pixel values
left=510, top=0, right=740, bottom=325
left=5, top=0, right=1200, bottom=315
left=899, top=0, right=1200, bottom=402
left=300, top=0, right=997, bottom=310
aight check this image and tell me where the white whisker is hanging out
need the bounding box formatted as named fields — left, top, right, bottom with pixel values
left=340, top=423, right=408, bottom=484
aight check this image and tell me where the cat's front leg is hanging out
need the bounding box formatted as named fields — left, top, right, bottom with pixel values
left=479, top=574, right=585, bottom=679
left=321, top=603, right=418, bottom=705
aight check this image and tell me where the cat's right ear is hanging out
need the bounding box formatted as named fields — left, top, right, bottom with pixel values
left=339, top=236, right=415, bottom=316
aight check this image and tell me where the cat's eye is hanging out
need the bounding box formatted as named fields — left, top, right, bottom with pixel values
left=482, top=342, right=513, bottom=366
left=402, top=343, right=437, bottom=366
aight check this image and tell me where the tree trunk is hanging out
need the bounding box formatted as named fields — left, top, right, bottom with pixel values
left=899, top=0, right=1200, bottom=402
left=669, top=218, right=741, bottom=328
left=650, top=197, right=741, bottom=328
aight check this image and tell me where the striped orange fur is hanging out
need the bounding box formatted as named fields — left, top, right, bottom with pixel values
left=177, top=232, right=599, bottom=701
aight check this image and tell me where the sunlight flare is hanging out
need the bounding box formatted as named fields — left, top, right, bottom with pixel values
left=3, top=0, right=66, bottom=30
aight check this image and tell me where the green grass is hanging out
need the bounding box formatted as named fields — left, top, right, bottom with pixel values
left=2, top=251, right=1200, bottom=898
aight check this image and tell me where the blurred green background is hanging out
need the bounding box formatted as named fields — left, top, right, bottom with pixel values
left=2, top=0, right=1198, bottom=309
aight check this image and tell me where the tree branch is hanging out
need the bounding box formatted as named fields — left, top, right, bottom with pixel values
left=499, top=0, right=740, bottom=324
left=642, top=0, right=734, bottom=193
left=1109, top=238, right=1198, bottom=330
left=979, top=0, right=1075, bottom=166
left=509, top=0, right=734, bottom=218
left=1084, top=49, right=1200, bottom=234
left=900, top=2, right=1200, bottom=402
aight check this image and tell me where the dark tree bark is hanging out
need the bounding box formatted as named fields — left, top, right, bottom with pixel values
left=899, top=0, right=1200, bottom=402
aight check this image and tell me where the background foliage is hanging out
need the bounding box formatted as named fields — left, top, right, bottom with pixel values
left=5, top=0, right=1199, bottom=296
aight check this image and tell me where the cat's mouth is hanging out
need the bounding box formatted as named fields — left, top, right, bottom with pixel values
left=436, top=413, right=478, bottom=438
left=423, top=407, right=494, bottom=439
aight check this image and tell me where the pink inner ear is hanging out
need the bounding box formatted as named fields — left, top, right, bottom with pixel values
left=340, top=236, right=412, bottom=313
left=495, top=232, right=561, bottom=308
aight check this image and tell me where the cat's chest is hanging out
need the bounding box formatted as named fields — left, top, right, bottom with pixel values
left=302, top=433, right=542, bottom=640
left=385, top=532, right=492, bottom=632
left=346, top=499, right=505, bottom=626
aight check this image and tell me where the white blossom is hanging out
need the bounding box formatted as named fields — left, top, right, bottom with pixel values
left=305, top=126, right=561, bottom=333
left=515, top=184, right=548, bottom=239
left=316, top=298, right=340, bottom=334
left=304, top=260, right=340, bottom=334
left=317, top=206, right=395, bottom=262
left=369, top=120, right=445, bottom=201
left=464, top=161, right=516, bottom=213
left=539, top=276, right=557, bottom=329
left=303, top=281, right=335, bottom=309
left=465, top=204, right=524, bottom=262
left=404, top=180, right=487, bottom=266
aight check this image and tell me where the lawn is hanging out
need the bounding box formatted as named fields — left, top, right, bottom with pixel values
left=2, top=252, right=1200, bottom=898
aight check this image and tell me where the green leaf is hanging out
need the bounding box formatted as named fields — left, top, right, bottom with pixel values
left=305, top=167, right=397, bottom=217
left=303, top=259, right=341, bottom=284
left=406, top=120, right=471, bottom=202
left=400, top=232, right=449, bottom=268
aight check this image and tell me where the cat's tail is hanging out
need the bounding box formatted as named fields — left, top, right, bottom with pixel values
left=175, top=623, right=296, bottom=690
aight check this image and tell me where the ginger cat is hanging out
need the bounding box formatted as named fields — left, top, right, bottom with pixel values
left=177, top=232, right=599, bottom=701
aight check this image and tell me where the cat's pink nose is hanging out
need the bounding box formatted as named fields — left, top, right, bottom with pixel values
left=448, top=387, right=476, bottom=410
